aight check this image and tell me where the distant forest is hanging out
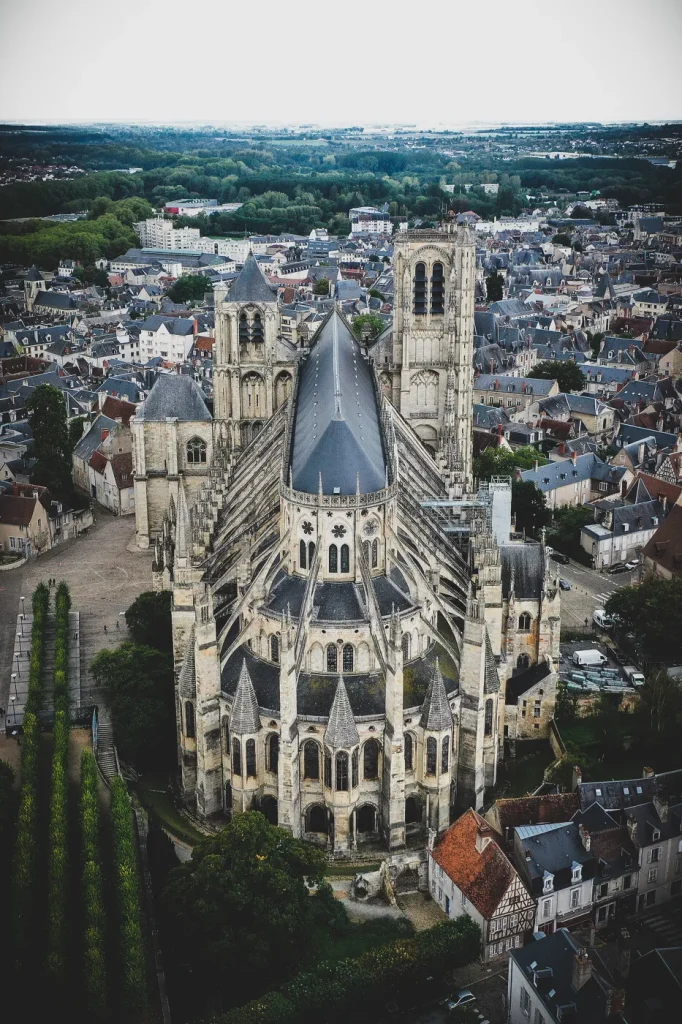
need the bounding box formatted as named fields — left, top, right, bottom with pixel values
left=0, top=123, right=680, bottom=268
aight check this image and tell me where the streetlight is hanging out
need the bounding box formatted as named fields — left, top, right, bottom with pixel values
left=19, top=612, right=24, bottom=635
left=14, top=652, right=21, bottom=678
left=16, top=632, right=23, bottom=656
left=10, top=693, right=16, bottom=729
left=20, top=595, right=25, bottom=617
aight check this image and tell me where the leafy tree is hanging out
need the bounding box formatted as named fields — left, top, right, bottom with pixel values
left=555, top=683, right=578, bottom=724
left=90, top=643, right=175, bottom=769
left=25, top=384, right=72, bottom=493
left=634, top=670, right=682, bottom=738
left=606, top=577, right=682, bottom=663
left=0, top=760, right=17, bottom=876
left=160, top=812, right=327, bottom=1007
left=571, top=204, right=592, bottom=219
left=586, top=331, right=604, bottom=358
left=552, top=233, right=572, bottom=246
left=547, top=505, right=594, bottom=558
left=313, top=278, right=330, bottom=295
left=528, top=359, right=585, bottom=393
left=473, top=445, right=542, bottom=480
left=511, top=480, right=550, bottom=539
left=124, top=590, right=172, bottom=652
left=351, top=313, right=384, bottom=341
left=368, top=288, right=385, bottom=301
left=485, top=270, right=504, bottom=303
left=166, top=274, right=211, bottom=304
left=68, top=417, right=87, bottom=451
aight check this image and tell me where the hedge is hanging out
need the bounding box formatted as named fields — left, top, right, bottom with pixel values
left=80, top=750, right=107, bottom=1015
left=11, top=583, right=50, bottom=958
left=110, top=777, right=146, bottom=1011
left=210, top=916, right=481, bottom=1024
left=46, top=582, right=72, bottom=981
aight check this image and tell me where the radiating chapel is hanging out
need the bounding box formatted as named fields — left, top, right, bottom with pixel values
left=132, top=224, right=560, bottom=854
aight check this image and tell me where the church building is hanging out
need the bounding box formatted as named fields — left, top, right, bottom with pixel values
left=133, top=225, right=560, bottom=855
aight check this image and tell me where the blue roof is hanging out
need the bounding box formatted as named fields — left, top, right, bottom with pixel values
left=290, top=310, right=386, bottom=495
left=520, top=453, right=625, bottom=493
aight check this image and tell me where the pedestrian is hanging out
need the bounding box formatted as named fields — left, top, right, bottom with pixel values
left=104, top=624, right=107, bottom=633
left=116, top=619, right=120, bottom=630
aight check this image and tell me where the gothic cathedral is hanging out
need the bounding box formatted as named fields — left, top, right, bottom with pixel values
left=131, top=224, right=560, bottom=855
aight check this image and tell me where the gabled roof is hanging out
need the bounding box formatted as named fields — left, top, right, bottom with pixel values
left=290, top=310, right=386, bottom=495
left=136, top=373, right=211, bottom=422
left=642, top=504, right=682, bottom=577
left=491, top=792, right=579, bottom=834
left=500, top=543, right=545, bottom=599
left=324, top=676, right=359, bottom=749
left=0, top=492, right=40, bottom=527
left=227, top=253, right=277, bottom=303
left=432, top=809, right=525, bottom=920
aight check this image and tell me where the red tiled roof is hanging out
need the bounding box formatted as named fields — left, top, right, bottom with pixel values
left=493, top=792, right=579, bottom=832
left=101, top=395, right=136, bottom=426
left=89, top=450, right=107, bottom=474
left=0, top=493, right=38, bottom=527
left=110, top=452, right=133, bottom=490
left=636, top=473, right=682, bottom=508
left=431, top=809, right=519, bottom=919
left=642, top=503, right=682, bottom=577
left=194, top=336, right=214, bottom=353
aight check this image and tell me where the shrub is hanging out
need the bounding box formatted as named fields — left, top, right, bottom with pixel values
left=80, top=750, right=107, bottom=1015
left=110, top=777, right=146, bottom=1011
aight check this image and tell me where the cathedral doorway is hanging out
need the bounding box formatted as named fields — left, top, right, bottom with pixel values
left=405, top=795, right=421, bottom=825
left=260, top=795, right=278, bottom=826
left=305, top=804, right=327, bottom=835
left=274, top=371, right=293, bottom=409
left=356, top=804, right=377, bottom=835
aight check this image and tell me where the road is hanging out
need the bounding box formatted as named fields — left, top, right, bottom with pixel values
left=555, top=559, right=638, bottom=630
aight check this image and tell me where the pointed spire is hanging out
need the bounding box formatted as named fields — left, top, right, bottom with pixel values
left=230, top=660, right=261, bottom=735
left=175, top=478, right=190, bottom=558
left=421, top=659, right=454, bottom=731
left=318, top=471, right=323, bottom=497
left=325, top=676, right=359, bottom=749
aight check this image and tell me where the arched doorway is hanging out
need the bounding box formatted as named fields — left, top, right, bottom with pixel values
left=260, top=795, right=278, bottom=825
left=305, top=804, right=327, bottom=834
left=405, top=795, right=421, bottom=825
left=357, top=804, right=376, bottom=834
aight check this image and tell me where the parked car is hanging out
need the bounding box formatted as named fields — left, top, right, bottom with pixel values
left=559, top=578, right=571, bottom=591
left=593, top=609, right=614, bottom=629
left=551, top=551, right=569, bottom=565
left=624, top=560, right=639, bottom=571
left=609, top=563, right=629, bottom=574
left=441, top=989, right=476, bottom=1012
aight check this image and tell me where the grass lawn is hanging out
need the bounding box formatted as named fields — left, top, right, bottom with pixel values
left=304, top=914, right=412, bottom=969
left=494, top=741, right=555, bottom=798
left=135, top=772, right=205, bottom=846
left=559, top=717, right=644, bottom=780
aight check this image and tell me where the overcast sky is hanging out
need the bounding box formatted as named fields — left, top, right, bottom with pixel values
left=1, top=0, right=681, bottom=127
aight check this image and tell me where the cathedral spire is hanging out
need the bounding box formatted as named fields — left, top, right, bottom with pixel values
left=325, top=676, right=359, bottom=749
left=230, top=660, right=261, bottom=735
left=420, top=659, right=454, bottom=732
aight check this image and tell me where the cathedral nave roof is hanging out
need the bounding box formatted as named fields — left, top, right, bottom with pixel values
left=262, top=568, right=415, bottom=621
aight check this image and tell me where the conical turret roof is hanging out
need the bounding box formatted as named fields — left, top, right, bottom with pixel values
left=325, top=676, right=359, bottom=749
left=421, top=660, right=454, bottom=731
left=230, top=660, right=261, bottom=735
left=227, top=253, right=277, bottom=303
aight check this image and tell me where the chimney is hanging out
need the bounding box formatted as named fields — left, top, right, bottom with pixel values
left=100, top=428, right=109, bottom=441
left=559, top=441, right=566, bottom=455
left=572, top=765, right=582, bottom=790
left=571, top=450, right=577, bottom=464
left=642, top=766, right=655, bottom=779
left=653, top=790, right=669, bottom=823
left=97, top=389, right=106, bottom=410
left=572, top=948, right=593, bottom=991
left=626, top=815, right=638, bottom=844
left=578, top=824, right=591, bottom=852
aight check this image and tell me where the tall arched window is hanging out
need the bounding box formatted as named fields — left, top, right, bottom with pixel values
left=363, top=739, right=379, bottom=780
left=328, top=544, right=338, bottom=573
left=426, top=736, right=437, bottom=776
left=186, top=437, right=207, bottom=464
left=232, top=738, right=242, bottom=776
left=517, top=653, right=530, bottom=670
left=518, top=612, right=531, bottom=632
left=404, top=733, right=414, bottom=771
left=270, top=635, right=279, bottom=663
left=336, top=751, right=349, bottom=791
left=299, top=539, right=307, bottom=570
left=402, top=633, right=410, bottom=661
left=371, top=539, right=378, bottom=568
left=306, top=805, right=327, bottom=833
left=185, top=701, right=195, bottom=739
left=413, top=261, right=427, bottom=315
left=352, top=748, right=359, bottom=787
left=246, top=738, right=257, bottom=777
left=308, top=541, right=315, bottom=566
left=484, top=698, right=494, bottom=736
left=406, top=796, right=420, bottom=824
left=223, top=718, right=230, bottom=750
left=340, top=544, right=350, bottom=573
left=441, top=736, right=449, bottom=774
left=342, top=644, right=354, bottom=672
left=251, top=312, right=263, bottom=343
left=238, top=312, right=249, bottom=344
left=324, top=753, right=332, bottom=789
left=431, top=262, right=445, bottom=314
left=303, top=740, right=320, bottom=780
left=268, top=734, right=279, bottom=775
left=326, top=644, right=338, bottom=672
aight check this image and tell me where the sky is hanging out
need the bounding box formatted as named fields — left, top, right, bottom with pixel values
left=1, top=0, right=681, bottom=127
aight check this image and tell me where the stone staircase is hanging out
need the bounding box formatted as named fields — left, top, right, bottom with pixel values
left=95, top=709, right=119, bottom=781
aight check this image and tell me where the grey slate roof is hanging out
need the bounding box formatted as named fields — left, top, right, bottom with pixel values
left=24, top=266, right=44, bottom=282
left=520, top=454, right=625, bottom=494
left=500, top=543, right=545, bottom=600
left=420, top=660, right=454, bottom=731
left=34, top=291, right=78, bottom=311
left=136, top=373, right=211, bottom=422
left=290, top=310, right=386, bottom=495
left=474, top=374, right=555, bottom=397
left=227, top=253, right=277, bottom=303
left=324, top=677, right=359, bottom=749
left=73, top=414, right=117, bottom=461
left=616, top=423, right=677, bottom=450
left=230, top=660, right=262, bottom=735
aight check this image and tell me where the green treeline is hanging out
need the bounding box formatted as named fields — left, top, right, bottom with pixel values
left=80, top=750, right=107, bottom=1017
left=110, top=776, right=147, bottom=1013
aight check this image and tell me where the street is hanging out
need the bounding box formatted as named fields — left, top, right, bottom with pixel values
left=555, top=559, right=638, bottom=630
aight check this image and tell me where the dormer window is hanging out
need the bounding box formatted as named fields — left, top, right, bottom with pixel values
left=595, top=788, right=602, bottom=797
left=543, top=872, right=554, bottom=894
left=652, top=829, right=661, bottom=842
left=571, top=863, right=582, bottom=884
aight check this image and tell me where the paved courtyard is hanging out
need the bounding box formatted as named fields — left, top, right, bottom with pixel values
left=0, top=508, right=153, bottom=714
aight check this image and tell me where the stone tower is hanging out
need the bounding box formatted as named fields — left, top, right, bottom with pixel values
left=213, top=254, right=294, bottom=450
left=387, top=224, right=475, bottom=492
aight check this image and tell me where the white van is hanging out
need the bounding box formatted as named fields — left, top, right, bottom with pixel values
left=573, top=649, right=608, bottom=668
left=593, top=609, right=614, bottom=629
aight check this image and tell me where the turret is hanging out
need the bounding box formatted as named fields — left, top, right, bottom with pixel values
left=229, top=660, right=261, bottom=814
left=324, top=677, right=360, bottom=853
left=382, top=605, right=406, bottom=848
left=419, top=660, right=454, bottom=833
